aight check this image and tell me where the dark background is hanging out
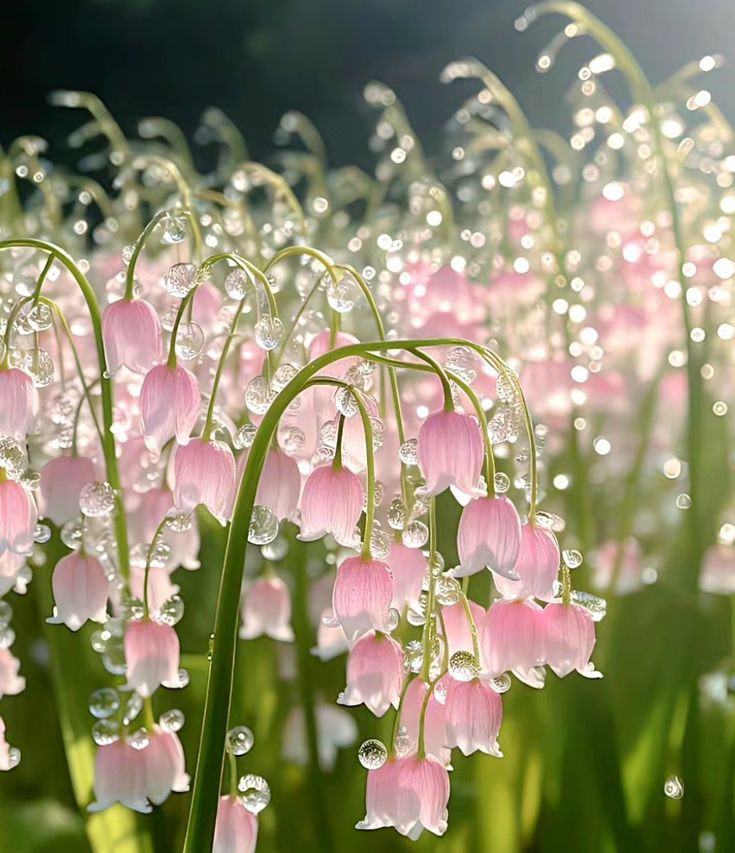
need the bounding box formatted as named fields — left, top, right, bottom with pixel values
left=2, top=0, right=734, bottom=169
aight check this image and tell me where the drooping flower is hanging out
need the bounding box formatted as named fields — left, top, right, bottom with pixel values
left=102, top=297, right=162, bottom=374
left=88, top=738, right=151, bottom=813
left=311, top=608, right=349, bottom=661
left=0, top=367, right=36, bottom=439
left=389, top=542, right=427, bottom=612
left=456, top=496, right=521, bottom=579
left=173, top=438, right=236, bottom=525
left=140, top=363, right=201, bottom=455
left=143, top=727, right=190, bottom=805
left=298, top=464, right=363, bottom=545
left=443, top=677, right=503, bottom=757
left=0, top=477, right=37, bottom=555
left=494, top=523, right=560, bottom=601
left=255, top=448, right=301, bottom=521
left=213, top=795, right=259, bottom=853
left=240, top=575, right=295, bottom=642
left=357, top=754, right=450, bottom=839
left=339, top=631, right=404, bottom=716
left=542, top=602, right=602, bottom=678
left=46, top=550, right=109, bottom=631
left=440, top=599, right=486, bottom=659
left=398, top=678, right=450, bottom=767
left=40, top=455, right=97, bottom=526
left=0, top=649, right=25, bottom=699
left=332, top=555, right=393, bottom=642
left=417, top=409, right=484, bottom=497
left=481, top=598, right=546, bottom=688
left=124, top=619, right=180, bottom=696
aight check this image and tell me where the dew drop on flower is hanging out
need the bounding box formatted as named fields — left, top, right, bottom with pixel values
left=0, top=628, right=16, bottom=650
left=248, top=505, right=279, bottom=545
left=165, top=511, right=193, bottom=533
left=226, top=725, right=255, bottom=756
left=490, top=673, right=512, bottom=693
left=403, top=520, right=429, bottom=549
left=261, top=536, right=288, bottom=561
left=159, top=708, right=185, bottom=733
left=664, top=775, right=684, bottom=799
left=234, top=423, right=258, bottom=449
left=399, top=439, right=418, bottom=465
left=327, top=272, right=361, bottom=314
left=129, top=728, right=150, bottom=750
left=175, top=322, right=204, bottom=360
left=571, top=590, right=607, bottom=622
left=335, top=386, right=359, bottom=417
left=25, top=303, right=53, bottom=332
left=79, top=481, right=116, bottom=518
left=225, top=268, right=254, bottom=301
left=449, top=650, right=480, bottom=681
left=277, top=426, right=304, bottom=455
left=92, top=719, right=120, bottom=746
left=496, top=372, right=517, bottom=402
left=254, top=315, right=283, bottom=351
left=89, top=687, right=120, bottom=719
left=358, top=738, right=388, bottom=770
left=238, top=774, right=271, bottom=814
left=435, top=573, right=461, bottom=606
left=370, top=527, right=391, bottom=560
left=387, top=497, right=406, bottom=530
left=494, top=472, right=511, bottom=494
left=6, top=747, right=21, bottom=770
left=0, top=601, right=12, bottom=628
left=122, top=693, right=144, bottom=726
left=163, top=262, right=197, bottom=298
left=270, top=363, right=299, bottom=393
left=33, top=523, right=52, bottom=544
left=562, top=549, right=583, bottom=569
left=156, top=595, right=184, bottom=626
left=162, top=213, right=187, bottom=244
left=245, top=376, right=273, bottom=415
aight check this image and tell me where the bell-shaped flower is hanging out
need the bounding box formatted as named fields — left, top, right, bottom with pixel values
left=124, top=618, right=180, bottom=697
left=40, top=456, right=97, bottom=526
left=46, top=550, right=109, bottom=631
left=389, top=542, right=427, bottom=612
left=456, top=496, right=521, bottom=579
left=298, top=463, right=363, bottom=545
left=494, top=523, right=560, bottom=601
left=357, top=754, right=450, bottom=839
left=173, top=438, right=236, bottom=525
left=102, top=297, right=162, bottom=374
left=88, top=738, right=151, bottom=813
left=255, top=448, right=301, bottom=521
left=0, top=478, right=37, bottom=555
left=143, top=727, right=190, bottom=805
left=444, top=677, right=503, bottom=757
left=399, top=678, right=450, bottom=767
left=213, top=795, right=259, bottom=853
left=339, top=631, right=404, bottom=717
left=140, top=363, right=201, bottom=455
left=332, top=555, right=393, bottom=643
left=542, top=602, right=602, bottom=678
left=481, top=598, right=546, bottom=688
left=0, top=367, right=36, bottom=439
left=440, top=599, right=486, bottom=659
left=240, top=575, right=295, bottom=642
left=311, top=608, right=349, bottom=661
left=417, top=409, right=484, bottom=498
left=0, top=649, right=25, bottom=699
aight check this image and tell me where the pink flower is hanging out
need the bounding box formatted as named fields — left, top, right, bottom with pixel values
left=102, top=297, right=162, bottom=373
left=481, top=599, right=546, bottom=688
left=440, top=599, right=486, bottom=659
left=46, top=551, right=109, bottom=631
left=332, top=555, right=394, bottom=642
left=456, top=496, right=521, bottom=579
left=240, top=575, right=295, bottom=642
left=311, top=608, right=349, bottom=661
left=282, top=703, right=357, bottom=770
left=88, top=738, right=151, bottom=813
left=0, top=551, right=26, bottom=597
left=124, top=619, right=180, bottom=696
left=339, top=631, right=404, bottom=716
left=255, top=449, right=301, bottom=521
left=444, top=677, right=502, bottom=756
left=417, top=409, right=484, bottom=497
left=389, top=542, right=427, bottom=612
left=173, top=438, right=236, bottom=525
left=542, top=602, right=601, bottom=678
left=40, top=456, right=97, bottom=526
left=399, top=678, right=450, bottom=766
left=140, top=364, right=201, bottom=455
left=0, top=478, right=37, bottom=555
left=298, top=464, right=363, bottom=545
left=494, top=523, right=560, bottom=601
left=143, top=727, right=190, bottom=805
left=0, top=649, right=25, bottom=699
left=0, top=367, right=36, bottom=439
left=357, top=754, right=450, bottom=839
left=213, top=795, right=259, bottom=853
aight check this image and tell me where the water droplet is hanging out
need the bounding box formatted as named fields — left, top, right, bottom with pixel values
left=175, top=322, right=204, bottom=360
left=562, top=549, right=583, bottom=569
left=494, top=472, right=511, bottom=494
left=225, top=268, right=255, bottom=301
left=0, top=601, right=13, bottom=627
left=24, top=303, right=53, bottom=332
left=238, top=773, right=271, bottom=813
left=435, top=573, right=461, bottom=606
left=270, top=363, right=299, bottom=393
left=92, top=719, right=120, bottom=745
left=490, top=673, right=512, bottom=693
left=664, top=775, right=684, bottom=799
left=162, top=213, right=187, bottom=244
left=122, top=693, right=143, bottom=726
left=335, top=386, right=359, bottom=417
left=129, top=728, right=150, bottom=750
left=449, top=650, right=480, bottom=682
left=79, top=481, right=116, bottom=518
left=496, top=373, right=517, bottom=402
left=234, top=423, right=258, bottom=449
left=327, top=271, right=361, bottom=314
left=370, top=527, right=391, bottom=560
left=248, top=505, right=279, bottom=545
left=403, top=520, right=428, bottom=549
left=6, top=746, right=21, bottom=769
left=226, top=725, right=254, bottom=756
left=159, top=708, right=185, bottom=733
left=156, top=595, right=184, bottom=626
left=676, top=494, right=692, bottom=510
left=358, top=738, right=388, bottom=769
left=0, top=627, right=16, bottom=649
left=254, top=315, right=283, bottom=351
left=163, top=263, right=197, bottom=298
left=387, top=497, right=406, bottom=530
left=245, top=376, right=273, bottom=415
left=89, top=687, right=120, bottom=719
left=261, top=536, right=288, bottom=562
left=33, top=523, right=52, bottom=544
left=571, top=590, right=607, bottom=622
left=399, top=439, right=418, bottom=465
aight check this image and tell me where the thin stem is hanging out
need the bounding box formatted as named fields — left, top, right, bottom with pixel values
left=124, top=210, right=169, bottom=299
